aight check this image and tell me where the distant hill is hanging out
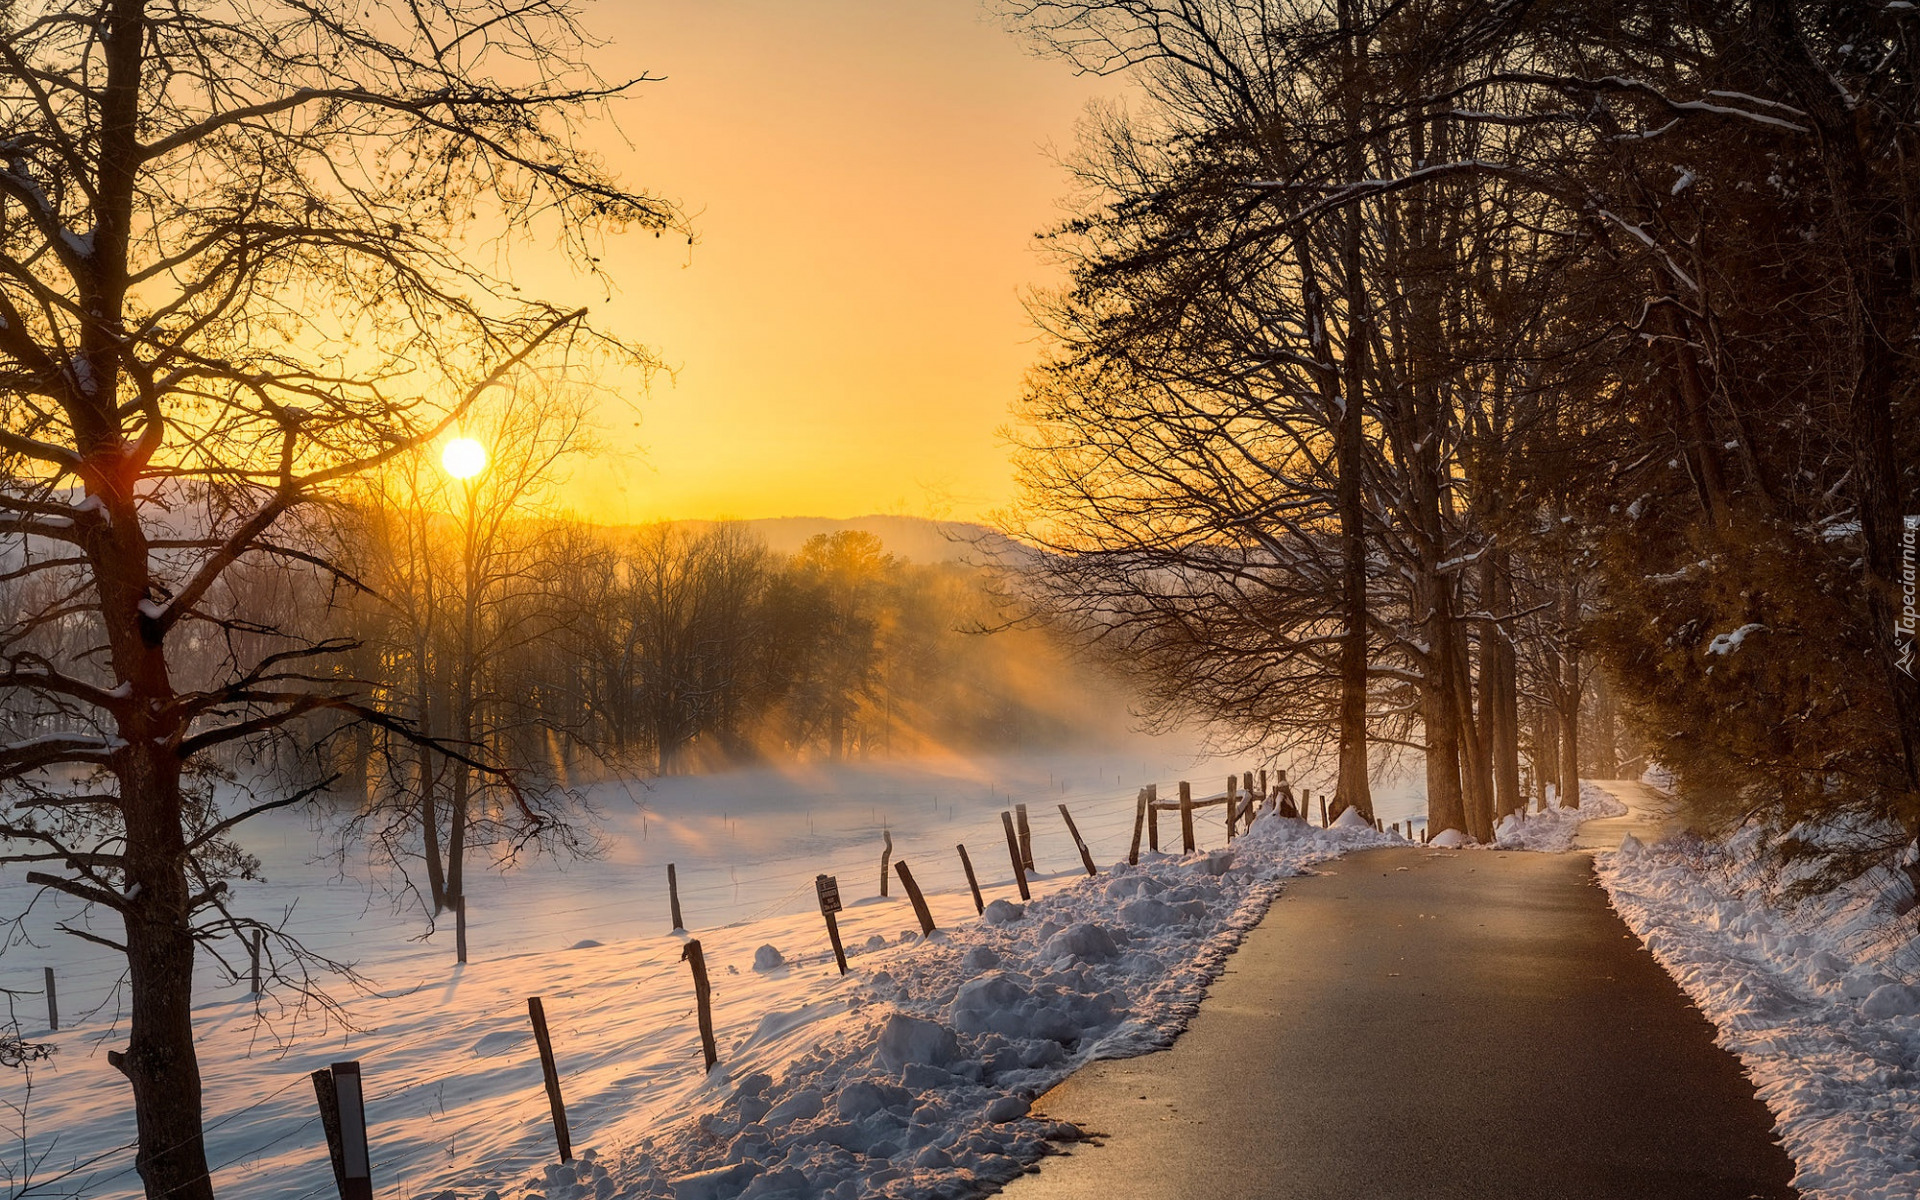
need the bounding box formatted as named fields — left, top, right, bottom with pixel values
left=678, top=515, right=1021, bottom=564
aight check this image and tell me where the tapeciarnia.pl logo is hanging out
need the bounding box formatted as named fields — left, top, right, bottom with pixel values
left=1901, top=516, right=1917, bottom=678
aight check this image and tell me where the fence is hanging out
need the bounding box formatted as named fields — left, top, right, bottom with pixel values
left=4, top=764, right=1383, bottom=1200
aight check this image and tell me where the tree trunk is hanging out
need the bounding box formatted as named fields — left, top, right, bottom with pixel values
left=1450, top=617, right=1494, bottom=841
left=1537, top=701, right=1561, bottom=809
left=416, top=651, right=447, bottom=911
left=1666, top=304, right=1730, bottom=530
left=1330, top=1, right=1374, bottom=823
left=1332, top=381, right=1374, bottom=822
left=122, top=901, right=211, bottom=1200
left=419, top=739, right=446, bottom=912
left=1591, top=671, right=1620, bottom=778
left=1482, top=550, right=1522, bottom=821
left=100, top=529, right=215, bottom=1200
left=1423, top=669, right=1467, bottom=837
left=1558, top=690, right=1581, bottom=810
left=448, top=760, right=468, bottom=907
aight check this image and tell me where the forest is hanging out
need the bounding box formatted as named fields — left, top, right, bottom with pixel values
left=1002, top=0, right=1918, bottom=894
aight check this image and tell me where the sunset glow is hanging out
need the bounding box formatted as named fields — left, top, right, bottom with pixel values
left=542, top=1, right=1118, bottom=523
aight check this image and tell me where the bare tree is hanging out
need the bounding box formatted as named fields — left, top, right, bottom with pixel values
left=1006, top=0, right=1399, bottom=815
left=0, top=1, right=678, bottom=1195
left=341, top=383, right=599, bottom=923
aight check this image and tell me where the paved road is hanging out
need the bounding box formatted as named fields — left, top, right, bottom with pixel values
left=1001, top=785, right=1796, bottom=1200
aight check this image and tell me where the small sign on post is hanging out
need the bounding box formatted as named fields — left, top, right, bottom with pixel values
left=332, top=1061, right=373, bottom=1200
left=816, top=874, right=848, bottom=974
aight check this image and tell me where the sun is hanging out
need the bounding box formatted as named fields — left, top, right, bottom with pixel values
left=442, top=437, right=488, bottom=480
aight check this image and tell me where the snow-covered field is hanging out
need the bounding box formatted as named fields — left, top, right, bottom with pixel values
left=1593, top=782, right=1920, bottom=1200
left=1, top=748, right=1423, bottom=1200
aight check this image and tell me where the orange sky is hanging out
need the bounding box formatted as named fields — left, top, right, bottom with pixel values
left=531, top=1, right=1117, bottom=524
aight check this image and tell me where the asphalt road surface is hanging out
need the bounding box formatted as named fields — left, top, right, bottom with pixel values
left=1001, top=787, right=1796, bottom=1200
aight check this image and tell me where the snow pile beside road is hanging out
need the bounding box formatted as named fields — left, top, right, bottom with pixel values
left=12, top=808, right=1391, bottom=1200
left=581, top=814, right=1393, bottom=1200
left=1491, top=783, right=1627, bottom=852
left=1595, top=812, right=1920, bottom=1200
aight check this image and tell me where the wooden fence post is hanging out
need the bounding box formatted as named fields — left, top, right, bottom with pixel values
left=1179, top=782, right=1196, bottom=853
left=879, top=830, right=893, bottom=897
left=1058, top=804, right=1097, bottom=876
left=956, top=845, right=985, bottom=914
left=526, top=997, right=573, bottom=1162
left=1000, top=811, right=1030, bottom=901
left=668, top=864, right=685, bottom=932
left=1224, top=776, right=1239, bottom=839
left=1147, top=783, right=1160, bottom=851
left=815, top=875, right=848, bottom=974
left=682, top=940, right=718, bottom=1072
left=455, top=894, right=468, bottom=965
left=1128, top=789, right=1147, bottom=865
left=311, top=1068, right=347, bottom=1200
left=331, top=1061, right=373, bottom=1200
left=43, top=967, right=56, bottom=1032
left=894, top=862, right=936, bottom=935
left=1318, top=792, right=1328, bottom=828
left=250, top=928, right=263, bottom=995
left=1015, top=804, right=1035, bottom=872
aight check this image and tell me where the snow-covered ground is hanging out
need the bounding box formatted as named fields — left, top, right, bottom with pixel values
left=1593, top=781, right=1920, bottom=1200
left=1, top=748, right=1418, bottom=1200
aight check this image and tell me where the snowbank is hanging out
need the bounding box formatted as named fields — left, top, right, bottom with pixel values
left=1489, top=783, right=1628, bottom=852
left=9, top=807, right=1393, bottom=1200
left=1594, top=798, right=1920, bottom=1200
left=1422, top=782, right=1627, bottom=852
left=598, top=813, right=1395, bottom=1200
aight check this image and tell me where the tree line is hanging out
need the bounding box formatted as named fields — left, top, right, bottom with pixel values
left=1003, top=0, right=1918, bottom=897
left=312, top=498, right=1119, bottom=913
